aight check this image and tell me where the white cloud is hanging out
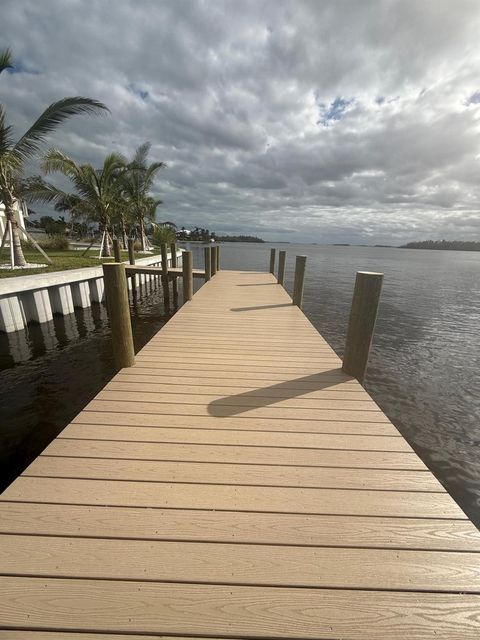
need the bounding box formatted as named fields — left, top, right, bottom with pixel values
left=2, top=0, right=480, bottom=243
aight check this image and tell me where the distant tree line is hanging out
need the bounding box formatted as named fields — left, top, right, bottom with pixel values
left=216, top=235, right=264, bottom=243
left=400, top=240, right=480, bottom=252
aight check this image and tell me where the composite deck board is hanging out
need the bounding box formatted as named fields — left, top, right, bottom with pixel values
left=59, top=424, right=412, bottom=450
left=1, top=503, right=479, bottom=551
left=1, top=269, right=479, bottom=638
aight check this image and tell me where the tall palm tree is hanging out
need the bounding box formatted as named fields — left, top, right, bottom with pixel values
left=26, top=151, right=126, bottom=257
left=0, top=48, right=108, bottom=266
left=121, top=142, right=166, bottom=251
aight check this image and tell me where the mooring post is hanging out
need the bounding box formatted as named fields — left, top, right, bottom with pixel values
left=160, top=243, right=171, bottom=311
left=278, top=250, right=286, bottom=286
left=127, top=238, right=136, bottom=293
left=342, top=271, right=384, bottom=383
left=102, top=262, right=135, bottom=369
left=211, top=246, right=217, bottom=276
left=292, top=255, right=306, bottom=308
left=216, top=244, right=220, bottom=271
left=204, top=246, right=211, bottom=282
left=182, top=250, right=193, bottom=303
left=113, top=238, right=122, bottom=263
left=269, top=248, right=276, bottom=274
left=170, top=241, right=179, bottom=307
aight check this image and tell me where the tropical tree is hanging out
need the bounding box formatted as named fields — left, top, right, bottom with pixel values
left=121, top=142, right=166, bottom=251
left=26, top=151, right=126, bottom=256
left=0, top=47, right=108, bottom=266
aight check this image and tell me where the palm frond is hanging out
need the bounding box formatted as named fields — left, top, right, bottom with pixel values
left=0, top=106, right=14, bottom=156
left=41, top=148, right=81, bottom=178
left=21, top=175, right=69, bottom=205
left=0, top=48, right=13, bottom=75
left=132, top=142, right=151, bottom=168
left=13, top=97, right=109, bottom=160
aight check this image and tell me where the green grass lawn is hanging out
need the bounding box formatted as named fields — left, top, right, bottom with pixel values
left=0, top=248, right=161, bottom=279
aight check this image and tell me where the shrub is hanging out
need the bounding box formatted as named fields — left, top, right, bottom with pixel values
left=39, top=235, right=69, bottom=251
left=153, top=225, right=176, bottom=245
left=133, top=240, right=142, bottom=251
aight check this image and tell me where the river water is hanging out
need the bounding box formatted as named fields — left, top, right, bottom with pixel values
left=1, top=243, right=479, bottom=528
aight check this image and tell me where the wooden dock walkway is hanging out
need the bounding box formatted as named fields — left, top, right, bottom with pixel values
left=1, top=268, right=480, bottom=638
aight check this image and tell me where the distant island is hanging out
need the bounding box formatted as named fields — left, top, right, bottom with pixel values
left=217, top=235, right=264, bottom=243
left=400, top=240, right=480, bottom=252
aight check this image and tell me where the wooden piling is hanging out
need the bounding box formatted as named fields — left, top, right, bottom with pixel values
left=127, top=238, right=136, bottom=293
left=170, top=242, right=179, bottom=307
left=269, top=248, right=276, bottom=274
left=342, top=271, right=384, bottom=383
left=160, top=243, right=171, bottom=311
left=216, top=245, right=220, bottom=271
left=182, top=250, right=193, bottom=303
left=113, top=238, right=122, bottom=263
left=102, top=263, right=135, bottom=369
left=211, top=246, right=217, bottom=276
left=204, top=246, right=212, bottom=282
left=278, top=250, right=286, bottom=286
left=292, top=255, right=306, bottom=308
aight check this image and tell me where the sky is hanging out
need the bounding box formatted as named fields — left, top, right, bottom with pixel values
left=2, top=0, right=480, bottom=244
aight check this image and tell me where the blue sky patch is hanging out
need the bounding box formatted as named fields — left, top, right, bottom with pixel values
left=317, top=96, right=353, bottom=126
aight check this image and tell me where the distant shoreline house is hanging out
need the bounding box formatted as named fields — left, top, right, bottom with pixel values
left=0, top=200, right=29, bottom=242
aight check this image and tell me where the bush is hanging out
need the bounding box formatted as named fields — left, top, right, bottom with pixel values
left=39, top=235, right=69, bottom=251
left=133, top=240, right=142, bottom=251
left=153, top=225, right=176, bottom=245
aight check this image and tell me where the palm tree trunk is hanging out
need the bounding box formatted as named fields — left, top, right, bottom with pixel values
left=101, top=225, right=112, bottom=257
left=120, top=216, right=127, bottom=250
left=5, top=204, right=27, bottom=267
left=140, top=217, right=146, bottom=252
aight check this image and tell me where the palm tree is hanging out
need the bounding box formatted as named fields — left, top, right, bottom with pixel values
left=121, top=142, right=166, bottom=251
left=0, top=48, right=108, bottom=266
left=26, top=151, right=126, bottom=256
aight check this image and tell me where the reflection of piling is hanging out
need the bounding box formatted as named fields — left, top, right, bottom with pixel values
left=342, top=271, right=384, bottom=383
left=102, top=262, right=135, bottom=369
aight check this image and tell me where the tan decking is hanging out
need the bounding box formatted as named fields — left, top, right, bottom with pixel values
left=1, top=269, right=480, bottom=639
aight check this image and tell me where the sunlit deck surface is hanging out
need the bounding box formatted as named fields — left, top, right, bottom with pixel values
left=1, top=269, right=480, bottom=639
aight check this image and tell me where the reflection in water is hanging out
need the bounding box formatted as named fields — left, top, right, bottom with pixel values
left=1, top=244, right=480, bottom=530
left=0, top=276, right=173, bottom=492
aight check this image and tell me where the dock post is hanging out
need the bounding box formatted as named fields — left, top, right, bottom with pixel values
left=127, top=238, right=136, bottom=293
left=102, top=262, right=135, bottom=369
left=278, top=250, right=286, bottom=286
left=292, top=255, right=306, bottom=308
left=269, top=248, right=276, bottom=274
left=113, top=238, right=122, bottom=263
left=216, top=245, right=220, bottom=271
left=182, top=250, right=193, bottom=303
left=160, top=243, right=171, bottom=311
left=170, top=242, right=179, bottom=307
left=204, top=246, right=211, bottom=282
left=211, top=246, right=217, bottom=276
left=342, top=271, right=383, bottom=383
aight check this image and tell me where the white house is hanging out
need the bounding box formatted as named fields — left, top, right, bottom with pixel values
left=0, top=199, right=28, bottom=241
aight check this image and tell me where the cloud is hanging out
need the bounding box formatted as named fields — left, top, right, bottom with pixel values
left=1, top=0, right=480, bottom=243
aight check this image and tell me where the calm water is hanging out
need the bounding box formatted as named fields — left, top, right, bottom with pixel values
left=1, top=244, right=479, bottom=528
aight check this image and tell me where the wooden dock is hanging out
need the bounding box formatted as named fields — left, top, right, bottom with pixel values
left=1, top=268, right=480, bottom=639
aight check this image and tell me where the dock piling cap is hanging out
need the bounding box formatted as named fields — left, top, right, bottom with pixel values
left=357, top=271, right=384, bottom=276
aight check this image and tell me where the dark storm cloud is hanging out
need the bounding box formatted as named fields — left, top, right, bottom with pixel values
left=1, top=0, right=480, bottom=243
